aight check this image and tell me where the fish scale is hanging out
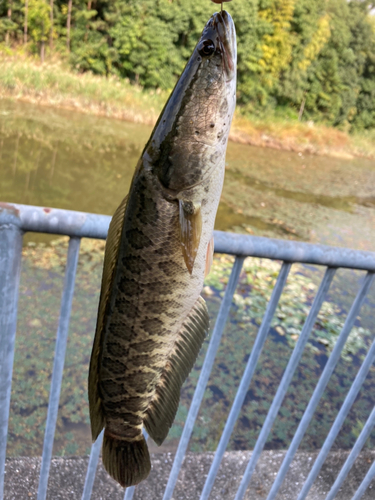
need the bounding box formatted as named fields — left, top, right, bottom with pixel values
left=100, top=171, right=200, bottom=422
left=88, top=9, right=237, bottom=488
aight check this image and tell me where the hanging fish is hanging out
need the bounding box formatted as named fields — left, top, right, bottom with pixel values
left=88, top=10, right=237, bottom=488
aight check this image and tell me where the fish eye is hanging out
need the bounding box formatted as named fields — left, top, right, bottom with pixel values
left=198, top=39, right=215, bottom=58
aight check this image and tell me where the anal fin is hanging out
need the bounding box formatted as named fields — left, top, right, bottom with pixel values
left=143, top=296, right=209, bottom=445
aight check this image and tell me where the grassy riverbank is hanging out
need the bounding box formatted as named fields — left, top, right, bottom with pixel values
left=1, top=52, right=375, bottom=159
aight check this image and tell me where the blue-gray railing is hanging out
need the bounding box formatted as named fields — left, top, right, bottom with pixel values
left=0, top=202, right=375, bottom=500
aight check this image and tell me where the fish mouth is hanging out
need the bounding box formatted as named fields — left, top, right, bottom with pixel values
left=213, top=11, right=236, bottom=80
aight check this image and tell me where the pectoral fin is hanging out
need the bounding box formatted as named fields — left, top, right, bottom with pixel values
left=205, top=236, right=214, bottom=277
left=179, top=200, right=202, bottom=274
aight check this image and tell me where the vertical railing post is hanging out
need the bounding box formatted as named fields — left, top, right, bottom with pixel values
left=233, top=267, right=336, bottom=500
left=351, top=460, right=375, bottom=500
left=162, top=256, right=245, bottom=500
left=0, top=224, right=23, bottom=500
left=265, top=272, right=375, bottom=500
left=81, top=430, right=104, bottom=500
left=297, top=336, right=375, bottom=500
left=37, top=237, right=81, bottom=500
left=123, top=431, right=149, bottom=500
left=201, top=261, right=292, bottom=500
left=325, top=405, right=375, bottom=500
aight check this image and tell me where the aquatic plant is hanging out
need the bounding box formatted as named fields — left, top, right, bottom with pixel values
left=8, top=240, right=375, bottom=456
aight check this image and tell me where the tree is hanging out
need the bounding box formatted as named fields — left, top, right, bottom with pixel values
left=275, top=0, right=331, bottom=115
left=2, top=0, right=20, bottom=45
left=5, top=0, right=12, bottom=45
left=301, top=0, right=375, bottom=129
left=66, top=0, right=72, bottom=50
left=24, top=0, right=28, bottom=44
left=0, top=0, right=374, bottom=131
left=258, top=0, right=296, bottom=90
left=49, top=0, right=53, bottom=50
left=28, top=0, right=51, bottom=61
left=348, top=1, right=375, bottom=129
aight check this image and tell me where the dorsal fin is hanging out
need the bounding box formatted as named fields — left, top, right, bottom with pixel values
left=143, top=296, right=209, bottom=445
left=88, top=194, right=128, bottom=441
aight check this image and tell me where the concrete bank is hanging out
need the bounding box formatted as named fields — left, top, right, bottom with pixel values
left=4, top=450, right=375, bottom=499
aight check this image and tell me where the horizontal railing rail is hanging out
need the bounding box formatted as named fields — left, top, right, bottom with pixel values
left=1, top=203, right=375, bottom=270
left=0, top=202, right=374, bottom=500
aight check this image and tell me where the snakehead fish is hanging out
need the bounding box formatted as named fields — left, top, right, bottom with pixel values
left=88, top=10, right=237, bottom=488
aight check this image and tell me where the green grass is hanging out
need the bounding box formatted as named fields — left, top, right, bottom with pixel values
left=0, top=49, right=167, bottom=125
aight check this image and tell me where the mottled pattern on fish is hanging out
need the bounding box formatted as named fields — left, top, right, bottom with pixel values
left=88, top=10, right=237, bottom=488
left=99, top=165, right=219, bottom=433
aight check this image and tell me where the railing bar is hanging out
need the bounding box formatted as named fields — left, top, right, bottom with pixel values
left=162, top=256, right=245, bottom=500
left=213, top=231, right=375, bottom=272
left=0, top=225, right=23, bottom=500
left=124, top=483, right=135, bottom=500
left=200, top=261, right=292, bottom=500
left=351, top=460, right=375, bottom=500
left=81, top=430, right=104, bottom=500
left=123, top=479, right=135, bottom=499
left=233, top=267, right=336, bottom=500
left=297, top=336, right=375, bottom=500
left=325, top=405, right=375, bottom=500
left=37, top=237, right=81, bottom=500
left=3, top=203, right=375, bottom=272
left=124, top=430, right=149, bottom=500
left=265, top=271, right=375, bottom=500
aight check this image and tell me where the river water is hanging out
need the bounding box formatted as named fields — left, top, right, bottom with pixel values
left=1, top=98, right=375, bottom=251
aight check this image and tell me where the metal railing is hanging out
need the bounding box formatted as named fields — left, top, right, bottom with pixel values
left=1, top=202, right=375, bottom=500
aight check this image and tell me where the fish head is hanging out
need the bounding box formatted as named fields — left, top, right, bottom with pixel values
left=199, top=10, right=237, bottom=83
left=144, top=11, right=237, bottom=193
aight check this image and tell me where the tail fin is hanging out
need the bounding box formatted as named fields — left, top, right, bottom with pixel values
left=102, top=431, right=151, bottom=487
